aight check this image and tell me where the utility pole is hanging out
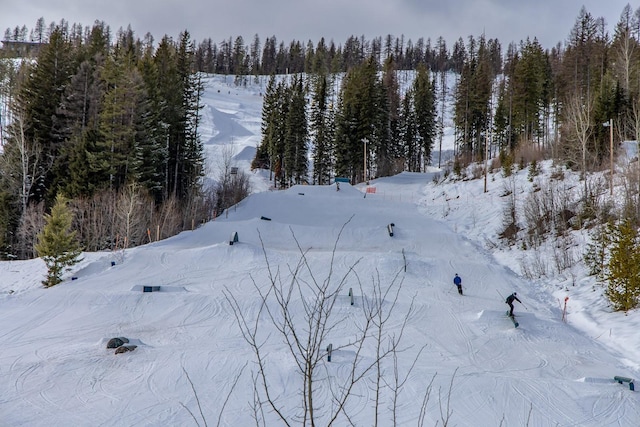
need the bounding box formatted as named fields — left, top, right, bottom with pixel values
left=363, top=138, right=368, bottom=184
left=603, top=119, right=613, bottom=196
left=610, top=118, right=614, bottom=197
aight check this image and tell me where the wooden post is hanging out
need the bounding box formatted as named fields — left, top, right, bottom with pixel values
left=561, top=297, right=569, bottom=322
left=402, top=248, right=407, bottom=272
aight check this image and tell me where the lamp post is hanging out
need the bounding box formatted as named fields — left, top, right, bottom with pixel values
left=161, top=122, right=170, bottom=200
left=603, top=119, right=613, bottom=196
left=484, top=130, right=489, bottom=193
left=362, top=138, right=368, bottom=184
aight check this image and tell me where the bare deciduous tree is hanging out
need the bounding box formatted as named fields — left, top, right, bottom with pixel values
left=213, top=143, right=251, bottom=217
left=16, top=201, right=45, bottom=259
left=154, top=195, right=184, bottom=240
left=562, top=92, right=594, bottom=199
left=225, top=220, right=424, bottom=426
left=69, top=190, right=117, bottom=252
left=114, top=183, right=152, bottom=247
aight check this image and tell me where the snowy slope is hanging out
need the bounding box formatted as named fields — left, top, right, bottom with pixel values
left=0, top=75, right=639, bottom=426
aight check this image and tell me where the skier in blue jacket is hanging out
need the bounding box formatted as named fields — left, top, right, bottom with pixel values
left=453, top=273, right=463, bottom=295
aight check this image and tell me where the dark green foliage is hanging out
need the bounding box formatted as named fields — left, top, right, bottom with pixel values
left=0, top=23, right=205, bottom=259
left=253, top=74, right=310, bottom=187
left=500, top=150, right=514, bottom=177
left=251, top=141, right=271, bottom=172
left=258, top=75, right=278, bottom=168
left=604, top=220, right=640, bottom=311
left=258, top=76, right=289, bottom=187
left=412, top=64, right=437, bottom=167
left=334, top=57, right=379, bottom=183
left=508, top=39, right=552, bottom=144
left=527, top=159, right=540, bottom=181
left=172, top=31, right=205, bottom=199
left=35, top=194, right=83, bottom=287
left=493, top=79, right=512, bottom=151
left=152, top=32, right=204, bottom=200
left=283, top=74, right=308, bottom=184
left=399, top=89, right=419, bottom=172
left=375, top=56, right=401, bottom=177
left=584, top=224, right=611, bottom=277
left=453, top=35, right=496, bottom=159
left=134, top=51, right=166, bottom=202
left=4, top=7, right=640, bottom=265
left=12, top=27, right=74, bottom=205
left=0, top=190, right=18, bottom=259
left=95, top=54, right=145, bottom=190
left=310, top=74, right=334, bottom=184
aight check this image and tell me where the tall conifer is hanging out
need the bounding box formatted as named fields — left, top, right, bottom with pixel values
left=35, top=194, right=83, bottom=287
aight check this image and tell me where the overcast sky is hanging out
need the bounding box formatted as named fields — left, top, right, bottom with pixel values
left=0, top=1, right=633, bottom=50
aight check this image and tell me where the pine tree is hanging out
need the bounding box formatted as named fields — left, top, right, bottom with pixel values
left=453, top=35, right=494, bottom=160
left=95, top=53, right=144, bottom=190
left=13, top=26, right=73, bottom=205
left=310, top=74, right=334, bottom=184
left=173, top=30, right=204, bottom=200
left=55, top=56, right=104, bottom=198
left=283, top=74, right=308, bottom=184
left=135, top=48, right=166, bottom=202
left=510, top=38, right=549, bottom=144
left=334, top=57, right=379, bottom=183
left=254, top=74, right=277, bottom=174
left=604, top=220, right=640, bottom=311
left=584, top=223, right=611, bottom=277
left=153, top=32, right=204, bottom=201
left=377, top=56, right=401, bottom=177
left=399, top=89, right=419, bottom=171
left=413, top=63, right=437, bottom=168
left=271, top=80, right=289, bottom=187
left=35, top=194, right=83, bottom=287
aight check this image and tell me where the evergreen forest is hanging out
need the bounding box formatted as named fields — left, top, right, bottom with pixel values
left=2, top=4, right=640, bottom=265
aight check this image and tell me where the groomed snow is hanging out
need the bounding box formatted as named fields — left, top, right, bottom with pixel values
left=1, top=75, right=639, bottom=426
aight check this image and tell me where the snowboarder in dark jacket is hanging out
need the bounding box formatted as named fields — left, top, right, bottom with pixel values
left=506, top=292, right=521, bottom=316
left=453, top=273, right=463, bottom=295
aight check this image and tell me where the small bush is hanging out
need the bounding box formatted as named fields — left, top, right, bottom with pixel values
left=550, top=168, right=565, bottom=181
left=604, top=220, right=640, bottom=311
left=500, top=150, right=514, bottom=177
left=528, top=159, right=540, bottom=181
left=471, top=164, right=484, bottom=179
left=453, top=159, right=462, bottom=177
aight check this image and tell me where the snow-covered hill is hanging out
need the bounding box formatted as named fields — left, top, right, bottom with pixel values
left=1, top=74, right=639, bottom=426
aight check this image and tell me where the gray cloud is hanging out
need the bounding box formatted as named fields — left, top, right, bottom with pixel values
left=0, top=0, right=632, bottom=49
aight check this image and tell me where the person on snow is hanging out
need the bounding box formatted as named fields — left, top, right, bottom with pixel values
left=506, top=292, right=521, bottom=317
left=453, top=273, right=463, bottom=295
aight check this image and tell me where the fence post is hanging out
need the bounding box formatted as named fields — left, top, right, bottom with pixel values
left=562, top=297, right=569, bottom=322
left=326, top=343, right=333, bottom=362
